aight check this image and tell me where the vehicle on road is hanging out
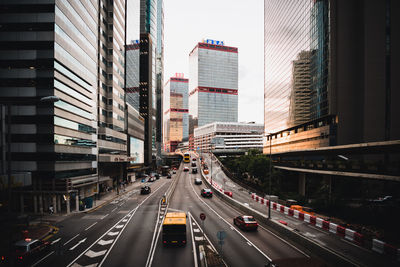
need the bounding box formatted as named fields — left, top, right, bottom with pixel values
left=192, top=167, right=198, bottom=174
left=167, top=173, right=172, bottom=179
left=191, top=162, right=196, bottom=167
left=172, top=170, right=176, bottom=174
left=224, top=191, right=233, bottom=197
left=183, top=153, right=190, bottom=163
left=203, top=169, right=209, bottom=175
left=290, top=205, right=314, bottom=216
left=148, top=177, right=156, bottom=182
left=14, top=238, right=49, bottom=264
left=161, top=165, right=170, bottom=176
left=192, top=157, right=197, bottom=161
left=140, top=186, right=151, bottom=194
left=194, top=178, right=202, bottom=185
left=162, top=212, right=187, bottom=246
left=183, top=166, right=189, bottom=172
left=233, top=215, right=258, bottom=231
left=201, top=188, right=213, bottom=198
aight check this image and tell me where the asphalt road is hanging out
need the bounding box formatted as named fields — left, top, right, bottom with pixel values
left=202, top=153, right=398, bottom=267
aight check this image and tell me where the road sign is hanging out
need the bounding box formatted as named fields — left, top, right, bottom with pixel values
left=217, top=230, right=226, bottom=240
left=200, top=213, right=206, bottom=221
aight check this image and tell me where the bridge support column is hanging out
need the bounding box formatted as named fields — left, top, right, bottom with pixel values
left=298, top=173, right=306, bottom=196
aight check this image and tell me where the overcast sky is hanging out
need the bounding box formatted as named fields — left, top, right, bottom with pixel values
left=164, top=0, right=264, bottom=124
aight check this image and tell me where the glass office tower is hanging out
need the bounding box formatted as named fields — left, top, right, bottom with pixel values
left=188, top=41, right=238, bottom=134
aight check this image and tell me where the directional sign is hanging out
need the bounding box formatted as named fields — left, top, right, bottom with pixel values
left=200, top=213, right=206, bottom=221
left=217, top=230, right=226, bottom=240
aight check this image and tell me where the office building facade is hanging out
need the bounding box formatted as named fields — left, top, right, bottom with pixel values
left=0, top=0, right=99, bottom=213
left=194, top=122, right=264, bottom=152
left=163, top=74, right=189, bottom=152
left=263, top=0, right=400, bottom=153
left=188, top=40, right=238, bottom=135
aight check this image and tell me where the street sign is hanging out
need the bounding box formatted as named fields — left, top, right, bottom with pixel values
left=200, top=213, right=206, bottom=221
left=217, top=230, right=226, bottom=240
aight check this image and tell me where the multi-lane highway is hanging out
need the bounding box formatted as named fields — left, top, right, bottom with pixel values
left=30, top=153, right=397, bottom=267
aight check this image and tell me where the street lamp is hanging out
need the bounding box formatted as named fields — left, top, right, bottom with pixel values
left=1, top=95, right=60, bottom=212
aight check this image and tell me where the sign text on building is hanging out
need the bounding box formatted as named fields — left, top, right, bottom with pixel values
left=204, top=39, right=224, bottom=46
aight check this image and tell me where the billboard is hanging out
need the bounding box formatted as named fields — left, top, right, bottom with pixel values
left=130, top=137, right=144, bottom=164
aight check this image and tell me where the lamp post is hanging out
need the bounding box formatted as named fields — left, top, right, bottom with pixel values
left=1, top=96, right=59, bottom=212
left=268, top=133, right=272, bottom=219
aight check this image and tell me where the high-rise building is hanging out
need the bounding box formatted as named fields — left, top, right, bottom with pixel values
left=263, top=0, right=400, bottom=153
left=188, top=39, right=238, bottom=135
left=140, top=0, right=164, bottom=166
left=163, top=73, right=189, bottom=152
left=0, top=0, right=99, bottom=213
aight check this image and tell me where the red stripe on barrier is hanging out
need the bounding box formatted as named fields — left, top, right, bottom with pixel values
left=298, top=212, right=304, bottom=221
left=280, top=206, right=285, bottom=213
left=354, top=232, right=364, bottom=246
left=273, top=203, right=277, bottom=210
left=266, top=200, right=270, bottom=207
left=288, top=209, right=294, bottom=216
left=252, top=194, right=255, bottom=199
left=384, top=243, right=398, bottom=257
left=310, top=216, right=316, bottom=225
left=256, top=196, right=259, bottom=201
left=337, top=226, right=345, bottom=236
left=260, top=198, right=264, bottom=204
left=322, top=220, right=330, bottom=230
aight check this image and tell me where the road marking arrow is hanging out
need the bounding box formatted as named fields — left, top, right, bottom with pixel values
left=69, top=238, right=87, bottom=250
left=85, top=249, right=107, bottom=258
left=108, top=231, right=119, bottom=236
left=115, top=224, right=123, bottom=229
left=98, top=239, right=114, bottom=246
left=51, top=238, right=61, bottom=245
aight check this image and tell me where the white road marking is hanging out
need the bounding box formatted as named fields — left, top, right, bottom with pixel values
left=122, top=219, right=128, bottom=222
left=115, top=224, right=123, bottom=229
left=108, top=231, right=120, bottom=236
left=247, top=241, right=252, bottom=246
left=64, top=234, right=80, bottom=246
left=111, top=207, right=117, bottom=212
left=85, top=249, right=107, bottom=258
left=85, top=222, right=97, bottom=231
left=69, top=238, right=87, bottom=251
left=193, top=228, right=200, bottom=233
left=101, top=214, right=109, bottom=220
left=98, top=239, right=114, bottom=246
left=31, top=251, right=54, bottom=267
left=195, top=236, right=203, bottom=241
left=188, top=212, right=199, bottom=267
left=51, top=238, right=61, bottom=245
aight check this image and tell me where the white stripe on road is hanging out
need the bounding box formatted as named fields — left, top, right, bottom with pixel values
left=85, top=222, right=97, bottom=231
left=63, top=234, right=80, bottom=246
left=31, top=251, right=54, bottom=267
left=188, top=212, right=199, bottom=267
left=85, top=249, right=107, bottom=258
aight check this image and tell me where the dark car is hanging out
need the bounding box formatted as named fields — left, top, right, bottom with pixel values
left=192, top=168, right=198, bottom=174
left=194, top=178, right=202, bottom=185
left=141, top=186, right=151, bottom=194
left=167, top=173, right=172, bottom=179
left=155, top=173, right=160, bottom=179
left=192, top=158, right=197, bottom=161
left=148, top=177, right=156, bottom=182
left=191, top=162, right=196, bottom=167
left=201, top=188, right=213, bottom=198
left=14, top=238, right=49, bottom=263
left=233, top=215, right=258, bottom=231
left=172, top=170, right=176, bottom=174
left=183, top=167, right=189, bottom=172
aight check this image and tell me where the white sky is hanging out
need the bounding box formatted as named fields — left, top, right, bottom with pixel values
left=164, top=0, right=264, bottom=124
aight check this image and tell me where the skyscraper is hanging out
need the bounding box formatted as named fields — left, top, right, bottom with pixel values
left=0, top=0, right=98, bottom=212
left=263, top=0, right=400, bottom=152
left=188, top=39, right=238, bottom=135
left=163, top=73, right=189, bottom=152
left=140, top=0, right=164, bottom=166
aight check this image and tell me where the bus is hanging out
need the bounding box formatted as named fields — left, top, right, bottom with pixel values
left=162, top=212, right=187, bottom=246
left=183, top=153, right=190, bottom=163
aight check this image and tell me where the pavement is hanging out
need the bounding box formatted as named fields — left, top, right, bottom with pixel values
left=0, top=179, right=145, bottom=262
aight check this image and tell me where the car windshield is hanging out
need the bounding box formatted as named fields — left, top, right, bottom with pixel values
left=243, top=217, right=256, bottom=222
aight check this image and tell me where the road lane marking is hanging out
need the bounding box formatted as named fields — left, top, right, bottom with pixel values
left=115, top=224, right=123, bottom=229
left=98, top=239, right=114, bottom=246
left=85, top=249, right=107, bottom=258
left=188, top=212, right=199, bottom=267
left=69, top=238, right=87, bottom=251
left=51, top=238, right=61, bottom=245
left=101, top=214, right=109, bottom=220
left=85, top=222, right=97, bottom=231
left=111, top=207, right=117, bottom=212
left=247, top=241, right=252, bottom=246
left=64, top=234, right=80, bottom=246
left=108, top=231, right=119, bottom=236
left=31, top=251, right=54, bottom=267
